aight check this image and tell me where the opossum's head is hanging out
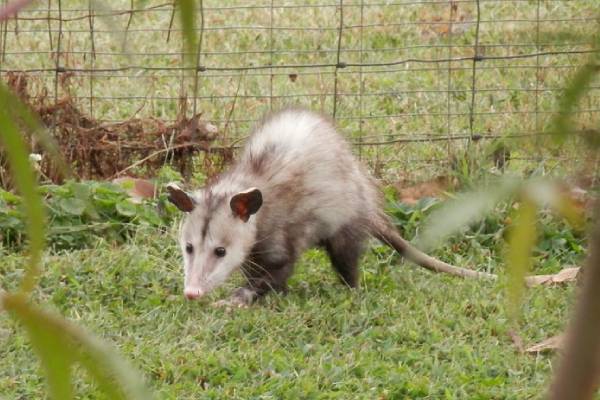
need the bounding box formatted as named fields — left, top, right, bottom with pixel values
left=167, top=184, right=262, bottom=300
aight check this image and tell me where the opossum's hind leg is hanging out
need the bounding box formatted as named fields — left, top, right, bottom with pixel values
left=324, top=225, right=366, bottom=288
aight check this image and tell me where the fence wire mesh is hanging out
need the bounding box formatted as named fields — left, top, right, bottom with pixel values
left=0, top=0, right=598, bottom=182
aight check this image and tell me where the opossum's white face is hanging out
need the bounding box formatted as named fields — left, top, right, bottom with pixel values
left=167, top=185, right=262, bottom=300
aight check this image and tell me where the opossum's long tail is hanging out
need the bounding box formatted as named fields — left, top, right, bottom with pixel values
left=372, top=217, right=497, bottom=280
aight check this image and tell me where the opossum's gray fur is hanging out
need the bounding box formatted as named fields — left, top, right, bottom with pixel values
left=168, top=108, right=494, bottom=306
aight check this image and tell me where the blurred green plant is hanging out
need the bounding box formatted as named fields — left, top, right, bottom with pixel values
left=0, top=0, right=200, bottom=398
left=1, top=293, right=153, bottom=400
left=385, top=189, right=585, bottom=276
left=177, top=0, right=197, bottom=61
left=417, top=119, right=594, bottom=321
left=0, top=180, right=178, bottom=251
left=0, top=83, right=45, bottom=293
left=0, top=82, right=158, bottom=399
left=414, top=18, right=600, bottom=399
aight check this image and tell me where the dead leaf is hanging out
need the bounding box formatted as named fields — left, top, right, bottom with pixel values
left=526, top=334, right=565, bottom=354
left=396, top=175, right=455, bottom=205
left=178, top=115, right=218, bottom=143
left=525, top=267, right=580, bottom=287
left=113, top=177, right=156, bottom=203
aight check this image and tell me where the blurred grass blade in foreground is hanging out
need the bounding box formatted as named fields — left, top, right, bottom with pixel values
left=416, top=177, right=520, bottom=252
left=505, top=198, right=538, bottom=321
left=177, top=0, right=197, bottom=62
left=2, top=293, right=154, bottom=400
left=525, top=180, right=585, bottom=231
left=0, top=83, right=46, bottom=294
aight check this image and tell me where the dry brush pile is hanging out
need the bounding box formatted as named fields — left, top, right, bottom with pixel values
left=0, top=72, right=232, bottom=188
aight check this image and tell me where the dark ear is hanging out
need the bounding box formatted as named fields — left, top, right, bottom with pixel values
left=230, top=188, right=263, bottom=222
left=166, top=183, right=195, bottom=212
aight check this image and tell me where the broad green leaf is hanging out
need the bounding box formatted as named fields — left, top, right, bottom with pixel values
left=116, top=200, right=137, bottom=217
left=0, top=83, right=45, bottom=294
left=140, top=206, right=162, bottom=226
left=95, top=182, right=126, bottom=195
left=177, top=0, right=197, bottom=61
left=58, top=198, right=87, bottom=216
left=68, top=181, right=91, bottom=201
left=416, top=177, right=521, bottom=251
left=0, top=188, right=21, bottom=204
left=38, top=184, right=60, bottom=196
left=115, top=179, right=135, bottom=191
left=506, top=198, right=538, bottom=321
left=416, top=197, right=439, bottom=213
left=2, top=292, right=154, bottom=400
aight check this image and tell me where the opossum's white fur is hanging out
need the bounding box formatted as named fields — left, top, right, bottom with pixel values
left=238, top=108, right=381, bottom=240
left=178, top=108, right=382, bottom=298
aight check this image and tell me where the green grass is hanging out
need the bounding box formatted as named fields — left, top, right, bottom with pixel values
left=0, top=215, right=586, bottom=399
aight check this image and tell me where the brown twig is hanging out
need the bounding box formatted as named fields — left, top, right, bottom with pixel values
left=166, top=0, right=175, bottom=43
left=109, top=142, right=232, bottom=179
left=222, top=72, right=244, bottom=139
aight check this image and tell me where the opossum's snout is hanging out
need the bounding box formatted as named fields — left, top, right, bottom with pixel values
left=183, top=271, right=213, bottom=300
left=184, top=286, right=205, bottom=300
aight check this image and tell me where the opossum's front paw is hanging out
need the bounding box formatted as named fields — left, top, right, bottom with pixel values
left=211, top=288, right=257, bottom=309
left=211, top=298, right=247, bottom=309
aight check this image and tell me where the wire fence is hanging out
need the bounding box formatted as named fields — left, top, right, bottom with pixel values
left=0, top=0, right=598, bottom=181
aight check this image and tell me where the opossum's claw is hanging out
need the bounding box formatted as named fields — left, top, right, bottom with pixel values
left=211, top=298, right=248, bottom=309
left=211, top=299, right=246, bottom=310
left=212, top=288, right=256, bottom=309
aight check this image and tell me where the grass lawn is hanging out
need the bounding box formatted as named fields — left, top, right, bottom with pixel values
left=0, top=222, right=582, bottom=399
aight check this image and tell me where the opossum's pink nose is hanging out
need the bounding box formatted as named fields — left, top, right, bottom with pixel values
left=184, top=287, right=204, bottom=300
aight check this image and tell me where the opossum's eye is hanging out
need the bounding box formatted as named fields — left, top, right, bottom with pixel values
left=214, top=247, right=226, bottom=258
left=185, top=243, right=194, bottom=254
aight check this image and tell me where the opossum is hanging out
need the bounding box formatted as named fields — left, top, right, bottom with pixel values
left=167, top=108, right=494, bottom=306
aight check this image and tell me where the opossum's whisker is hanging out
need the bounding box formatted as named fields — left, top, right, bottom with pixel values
left=240, top=261, right=279, bottom=295
left=245, top=259, right=273, bottom=279
left=251, top=233, right=275, bottom=246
